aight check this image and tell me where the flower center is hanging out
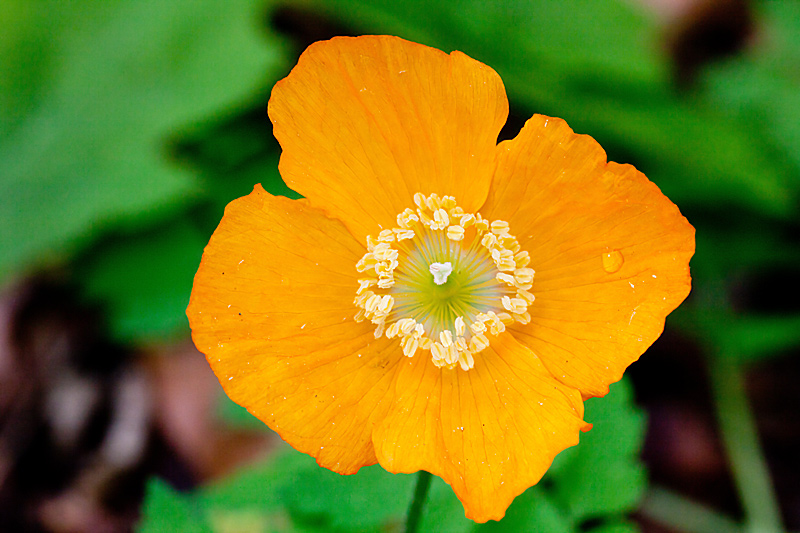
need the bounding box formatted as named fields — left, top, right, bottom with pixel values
left=353, top=193, right=535, bottom=371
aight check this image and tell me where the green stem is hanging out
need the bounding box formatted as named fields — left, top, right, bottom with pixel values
left=406, top=470, right=432, bottom=533
left=641, top=485, right=743, bottom=533
left=710, top=354, right=784, bottom=533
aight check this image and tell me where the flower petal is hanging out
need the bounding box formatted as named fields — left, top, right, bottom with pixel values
left=187, top=185, right=403, bottom=472
left=268, top=35, right=508, bottom=240
left=481, top=115, right=694, bottom=398
left=372, top=333, right=586, bottom=522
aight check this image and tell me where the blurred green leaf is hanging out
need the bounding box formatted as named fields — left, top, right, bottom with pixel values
left=0, top=0, right=283, bottom=280
left=676, top=305, right=800, bottom=364
left=586, top=521, right=639, bottom=533
left=702, top=0, right=800, bottom=175
left=721, top=315, right=800, bottom=363
left=196, top=450, right=416, bottom=532
left=673, top=223, right=800, bottom=363
left=72, top=111, right=294, bottom=343
left=74, top=219, right=207, bottom=342
left=199, top=453, right=303, bottom=511
left=217, top=392, right=271, bottom=431
left=177, top=110, right=299, bottom=227
left=138, top=479, right=210, bottom=533
left=140, top=453, right=315, bottom=532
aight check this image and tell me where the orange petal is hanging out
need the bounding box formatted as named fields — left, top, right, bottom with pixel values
left=373, top=333, right=587, bottom=522
left=187, top=185, right=403, bottom=472
left=481, top=115, right=695, bottom=398
left=268, top=35, right=508, bottom=240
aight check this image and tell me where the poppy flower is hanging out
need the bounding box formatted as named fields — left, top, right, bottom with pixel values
left=187, top=35, right=694, bottom=522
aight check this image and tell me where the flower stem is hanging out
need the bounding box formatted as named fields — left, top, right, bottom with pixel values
left=405, top=470, right=432, bottom=533
left=641, top=485, right=743, bottom=533
left=710, top=354, right=784, bottom=533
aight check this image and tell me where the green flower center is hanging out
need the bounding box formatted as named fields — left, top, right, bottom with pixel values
left=390, top=226, right=504, bottom=339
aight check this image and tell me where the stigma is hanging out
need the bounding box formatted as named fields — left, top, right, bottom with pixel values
left=429, top=262, right=453, bottom=285
left=353, top=193, right=534, bottom=371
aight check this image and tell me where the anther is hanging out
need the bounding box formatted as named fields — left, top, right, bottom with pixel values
left=447, top=225, right=465, bottom=241
left=490, top=220, right=509, bottom=235
left=514, top=268, right=534, bottom=286
left=514, top=251, right=530, bottom=268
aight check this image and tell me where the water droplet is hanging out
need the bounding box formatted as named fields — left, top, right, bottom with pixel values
left=602, top=250, right=624, bottom=273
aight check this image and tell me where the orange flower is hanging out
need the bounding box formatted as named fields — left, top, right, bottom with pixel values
left=187, top=36, right=694, bottom=522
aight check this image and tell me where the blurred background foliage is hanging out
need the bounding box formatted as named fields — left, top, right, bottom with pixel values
left=1, top=0, right=799, bottom=532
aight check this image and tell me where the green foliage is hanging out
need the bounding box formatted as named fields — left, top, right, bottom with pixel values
left=138, top=479, right=210, bottom=533
left=74, top=219, right=207, bottom=342
left=139, top=379, right=645, bottom=533
left=701, top=1, right=800, bottom=174
left=0, top=0, right=282, bottom=279
left=138, top=450, right=413, bottom=532
left=548, top=379, right=646, bottom=521
left=279, top=460, right=414, bottom=531
left=479, top=488, right=572, bottom=533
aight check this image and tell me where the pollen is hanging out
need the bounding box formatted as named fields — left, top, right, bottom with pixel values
left=353, top=193, right=535, bottom=370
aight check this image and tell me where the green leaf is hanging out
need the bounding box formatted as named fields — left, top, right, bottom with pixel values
left=549, top=378, right=646, bottom=520
left=138, top=479, right=210, bottom=533
left=417, top=476, right=474, bottom=533
left=0, top=0, right=283, bottom=280
left=477, top=487, right=575, bottom=533
left=199, top=452, right=302, bottom=511
left=74, top=219, right=207, bottom=342
left=73, top=106, right=293, bottom=343
left=279, top=455, right=415, bottom=531
left=196, top=450, right=416, bottom=532
left=177, top=110, right=299, bottom=228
